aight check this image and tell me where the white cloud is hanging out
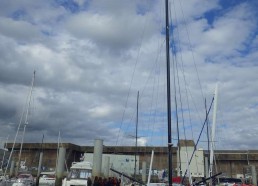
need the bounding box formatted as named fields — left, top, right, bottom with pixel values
left=0, top=17, right=40, bottom=41
left=88, top=105, right=112, bottom=118
left=0, top=0, right=257, bottom=151
left=64, top=10, right=158, bottom=51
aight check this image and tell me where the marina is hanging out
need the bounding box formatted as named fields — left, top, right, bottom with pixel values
left=1, top=140, right=258, bottom=185
left=0, top=0, right=258, bottom=186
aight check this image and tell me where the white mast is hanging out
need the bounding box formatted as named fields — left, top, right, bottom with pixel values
left=17, top=71, right=36, bottom=171
left=4, top=71, right=36, bottom=176
left=209, top=83, right=218, bottom=177
left=147, top=150, right=154, bottom=185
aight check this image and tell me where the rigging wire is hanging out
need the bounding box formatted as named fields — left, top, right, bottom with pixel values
left=182, top=96, right=214, bottom=183
left=124, top=39, right=165, bottom=146
left=148, top=47, right=163, bottom=146
left=178, top=0, right=206, bottom=105
left=148, top=73, right=157, bottom=146
left=4, top=71, right=35, bottom=177
left=176, top=2, right=210, bottom=166
left=150, top=68, right=159, bottom=145
left=115, top=2, right=157, bottom=147
left=145, top=1, right=168, bottom=148
left=205, top=98, right=211, bottom=174
left=174, top=0, right=207, bottom=135
left=169, top=0, right=182, bottom=177
left=17, top=71, right=35, bottom=175
left=171, top=0, right=217, bottom=179
left=119, top=25, right=166, bottom=147
left=170, top=0, right=189, bottom=145
left=171, top=0, right=200, bottom=178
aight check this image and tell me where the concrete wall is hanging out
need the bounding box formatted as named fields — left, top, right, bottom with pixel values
left=5, top=143, right=258, bottom=179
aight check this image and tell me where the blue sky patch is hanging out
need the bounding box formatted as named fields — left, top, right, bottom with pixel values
left=55, top=0, right=80, bottom=13
left=11, top=9, right=27, bottom=20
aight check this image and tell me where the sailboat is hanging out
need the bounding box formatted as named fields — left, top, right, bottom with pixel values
left=125, top=0, right=180, bottom=185
left=141, top=1, right=183, bottom=184
left=117, top=1, right=178, bottom=185
left=164, top=1, right=215, bottom=185
left=16, top=71, right=36, bottom=174
left=1, top=71, right=36, bottom=186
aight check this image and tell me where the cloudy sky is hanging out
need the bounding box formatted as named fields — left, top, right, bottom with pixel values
left=0, top=0, right=257, bottom=151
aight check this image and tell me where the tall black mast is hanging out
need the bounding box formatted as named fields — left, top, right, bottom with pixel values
left=165, top=0, right=173, bottom=186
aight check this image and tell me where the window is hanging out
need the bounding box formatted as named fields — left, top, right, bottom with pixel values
left=69, top=169, right=92, bottom=179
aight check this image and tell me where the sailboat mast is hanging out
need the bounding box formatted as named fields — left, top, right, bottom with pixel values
left=134, top=91, right=139, bottom=179
left=209, top=84, right=218, bottom=177
left=4, top=72, right=36, bottom=176
left=165, top=0, right=173, bottom=186
left=17, top=71, right=36, bottom=171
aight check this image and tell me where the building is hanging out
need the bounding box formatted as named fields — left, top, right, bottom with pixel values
left=177, top=140, right=205, bottom=178
left=4, top=142, right=176, bottom=176
left=4, top=141, right=258, bottom=179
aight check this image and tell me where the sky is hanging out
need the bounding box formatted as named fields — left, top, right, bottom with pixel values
left=0, top=0, right=258, bottom=151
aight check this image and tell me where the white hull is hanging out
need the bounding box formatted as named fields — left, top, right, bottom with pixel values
left=62, top=178, right=87, bottom=186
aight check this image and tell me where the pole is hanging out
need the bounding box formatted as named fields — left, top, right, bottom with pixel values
left=55, top=147, right=66, bottom=186
left=92, top=139, right=103, bottom=177
left=147, top=150, right=154, bottom=185
left=142, top=161, right=147, bottom=183
left=209, top=84, right=218, bottom=182
left=16, top=71, right=36, bottom=176
left=134, top=91, right=139, bottom=179
left=165, top=0, right=173, bottom=185
left=36, top=134, right=44, bottom=185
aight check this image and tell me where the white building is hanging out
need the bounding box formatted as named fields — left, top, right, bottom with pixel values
left=84, top=153, right=140, bottom=177
left=177, top=140, right=205, bottom=178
